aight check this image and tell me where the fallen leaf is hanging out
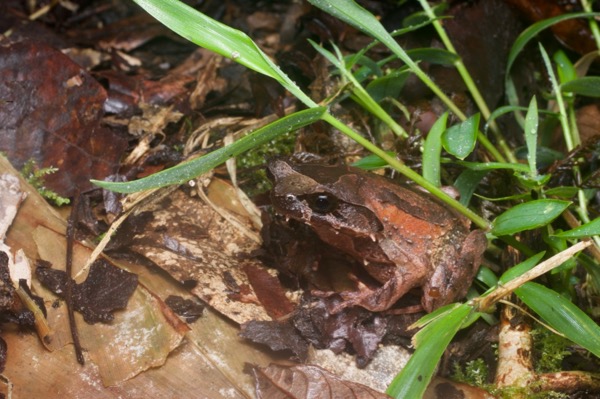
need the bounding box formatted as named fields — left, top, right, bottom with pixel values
left=240, top=319, right=309, bottom=361
left=165, top=295, right=204, bottom=323
left=252, top=363, right=392, bottom=399
left=36, top=258, right=138, bottom=324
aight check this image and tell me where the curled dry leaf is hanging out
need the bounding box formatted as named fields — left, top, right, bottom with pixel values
left=252, top=363, right=392, bottom=399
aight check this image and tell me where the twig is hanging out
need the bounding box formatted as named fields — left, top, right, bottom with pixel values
left=66, top=194, right=84, bottom=365
left=474, top=240, right=592, bottom=311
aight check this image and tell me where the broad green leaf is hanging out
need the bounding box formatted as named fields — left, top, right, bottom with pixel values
left=442, top=114, right=480, bottom=159
left=554, top=217, right=600, bottom=238
left=553, top=50, right=577, bottom=84
left=492, top=199, right=571, bottom=236
left=366, top=70, right=410, bottom=102
left=476, top=266, right=499, bottom=289
left=422, top=113, right=448, bottom=187
left=524, top=96, right=539, bottom=176
left=515, top=282, right=600, bottom=358
left=92, top=107, right=326, bottom=193
left=544, top=186, right=580, bottom=198
left=387, top=304, right=472, bottom=399
left=561, top=77, right=600, bottom=97
left=499, top=251, right=545, bottom=284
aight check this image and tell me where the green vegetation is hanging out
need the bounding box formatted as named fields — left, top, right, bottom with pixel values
left=21, top=159, right=70, bottom=206
left=91, top=1, right=600, bottom=398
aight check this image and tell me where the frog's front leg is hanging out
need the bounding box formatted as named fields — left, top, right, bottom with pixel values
left=328, top=268, right=425, bottom=313
left=422, top=230, right=487, bottom=312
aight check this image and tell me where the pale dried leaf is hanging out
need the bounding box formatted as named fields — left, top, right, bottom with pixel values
left=253, top=363, right=392, bottom=399
left=128, top=187, right=280, bottom=324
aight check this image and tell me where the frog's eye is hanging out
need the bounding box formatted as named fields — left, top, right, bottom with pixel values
left=306, top=193, right=337, bottom=214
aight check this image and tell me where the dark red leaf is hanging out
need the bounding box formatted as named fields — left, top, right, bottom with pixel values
left=0, top=41, right=127, bottom=196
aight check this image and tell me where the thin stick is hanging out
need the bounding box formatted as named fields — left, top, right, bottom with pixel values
left=66, top=195, right=84, bottom=365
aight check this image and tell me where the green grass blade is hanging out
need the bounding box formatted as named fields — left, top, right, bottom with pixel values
left=524, top=96, right=539, bottom=177
left=386, top=304, right=472, bottom=398
left=492, top=199, right=571, bottom=236
left=507, top=12, right=600, bottom=73
left=91, top=107, right=326, bottom=193
left=554, top=217, right=600, bottom=238
left=132, top=0, right=274, bottom=78
left=131, top=0, right=317, bottom=107
left=561, top=77, right=600, bottom=97
left=515, top=282, right=600, bottom=358
left=308, top=0, right=466, bottom=119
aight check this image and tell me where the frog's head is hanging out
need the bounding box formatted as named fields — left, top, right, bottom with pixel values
left=267, top=158, right=382, bottom=237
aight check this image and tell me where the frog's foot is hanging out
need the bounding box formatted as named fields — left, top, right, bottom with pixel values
left=321, top=278, right=411, bottom=313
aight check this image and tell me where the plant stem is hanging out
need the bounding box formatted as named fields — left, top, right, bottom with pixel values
left=581, top=0, right=600, bottom=49
left=417, top=0, right=514, bottom=164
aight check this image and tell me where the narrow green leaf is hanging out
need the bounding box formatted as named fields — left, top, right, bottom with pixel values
left=544, top=186, right=580, bottom=198
left=442, top=114, right=480, bottom=160
left=499, top=252, right=545, bottom=284
left=308, top=0, right=466, bottom=119
left=456, top=160, right=530, bottom=173
left=406, top=48, right=459, bottom=66
left=524, top=96, right=539, bottom=176
left=561, top=77, right=600, bottom=98
left=515, top=282, right=600, bottom=358
left=92, top=107, right=326, bottom=193
left=507, top=12, right=600, bottom=74
left=554, top=217, right=600, bottom=238
left=131, top=0, right=317, bottom=107
left=132, top=0, right=277, bottom=80
left=387, top=304, right=472, bottom=398
left=351, top=151, right=396, bottom=170
left=492, top=199, right=571, bottom=236
left=422, top=113, right=448, bottom=187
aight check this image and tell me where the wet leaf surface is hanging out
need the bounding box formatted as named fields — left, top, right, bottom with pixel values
left=0, top=41, right=127, bottom=196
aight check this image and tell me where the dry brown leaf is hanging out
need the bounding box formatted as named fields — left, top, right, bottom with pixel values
left=0, top=155, right=276, bottom=397
left=123, top=183, right=286, bottom=324
left=253, top=363, right=392, bottom=399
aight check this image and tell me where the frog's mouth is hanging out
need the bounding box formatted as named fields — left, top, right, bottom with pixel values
left=297, top=193, right=384, bottom=237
